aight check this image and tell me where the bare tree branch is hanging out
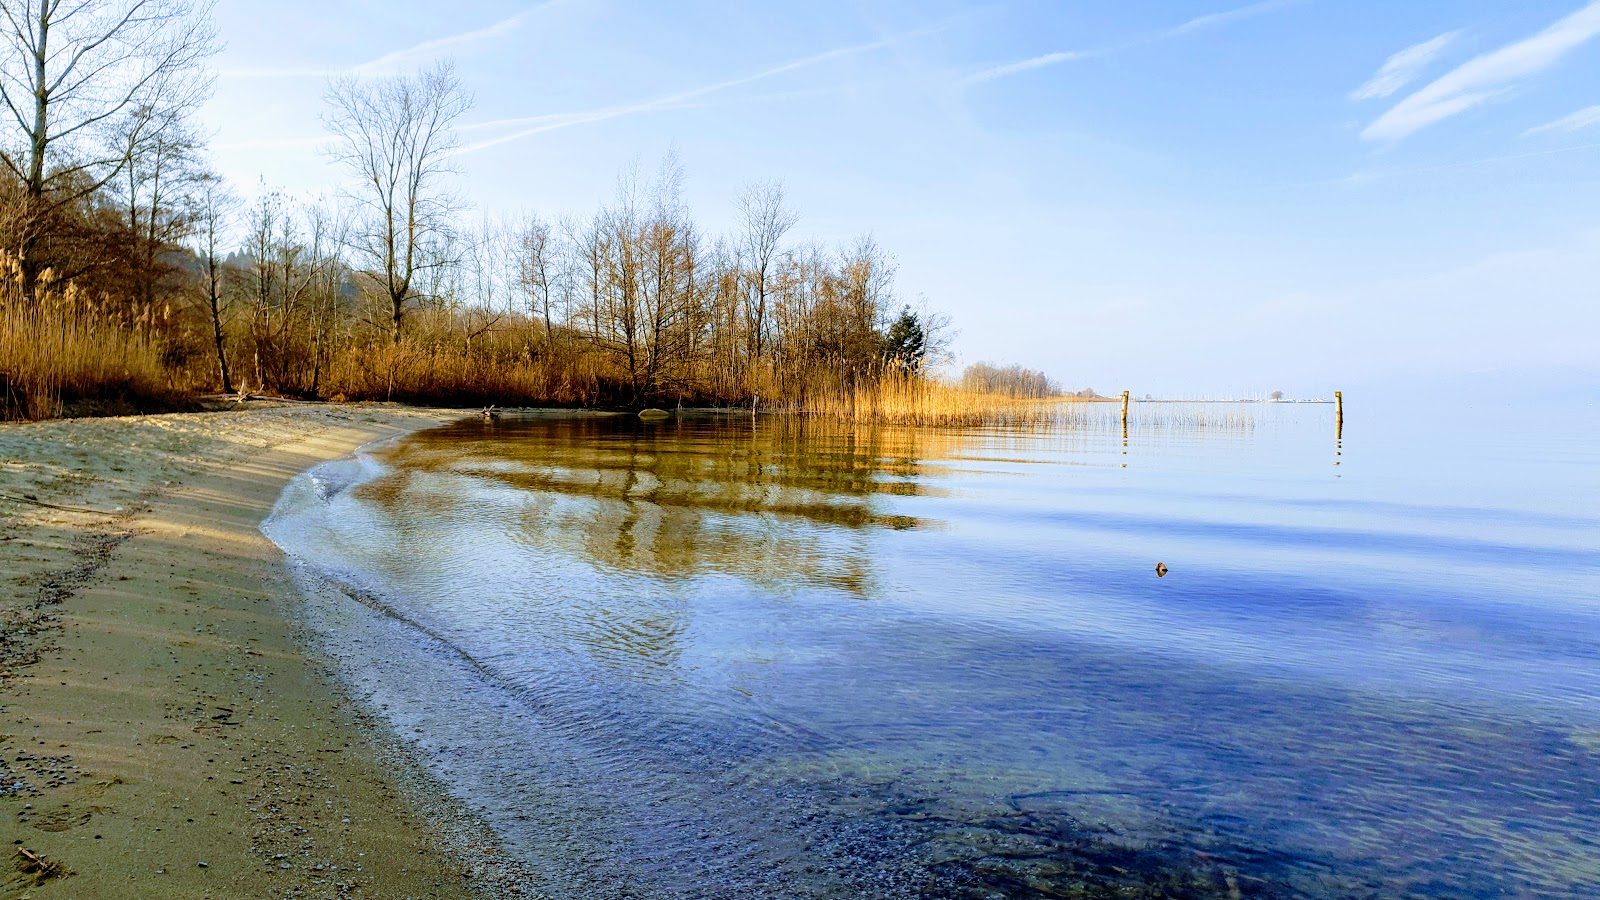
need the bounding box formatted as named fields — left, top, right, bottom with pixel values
left=323, top=59, right=471, bottom=342
left=0, top=0, right=217, bottom=298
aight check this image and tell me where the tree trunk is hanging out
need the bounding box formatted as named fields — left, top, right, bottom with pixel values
left=21, top=6, right=49, bottom=302
left=208, top=262, right=232, bottom=394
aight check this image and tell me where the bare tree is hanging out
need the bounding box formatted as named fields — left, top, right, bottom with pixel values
left=643, top=156, right=703, bottom=399
left=192, top=171, right=234, bottom=392
left=111, top=105, right=204, bottom=307
left=464, top=214, right=518, bottom=319
left=301, top=199, right=348, bottom=395
left=241, top=187, right=322, bottom=392
left=241, top=187, right=285, bottom=390
left=0, top=0, right=216, bottom=299
left=517, top=213, right=555, bottom=338
left=961, top=362, right=1060, bottom=398
left=736, top=179, right=796, bottom=362
left=323, top=60, right=472, bottom=342
left=581, top=156, right=706, bottom=404
left=795, top=235, right=897, bottom=385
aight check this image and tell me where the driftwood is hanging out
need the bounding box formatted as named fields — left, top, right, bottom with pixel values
left=199, top=385, right=323, bottom=405
left=0, top=492, right=112, bottom=515
left=14, top=846, right=69, bottom=882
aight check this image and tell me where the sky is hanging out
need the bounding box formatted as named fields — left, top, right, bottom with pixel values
left=201, top=0, right=1600, bottom=397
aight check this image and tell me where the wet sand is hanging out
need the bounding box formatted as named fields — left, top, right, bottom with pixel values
left=0, top=405, right=534, bottom=898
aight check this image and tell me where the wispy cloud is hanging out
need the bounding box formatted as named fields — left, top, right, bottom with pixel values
left=454, top=35, right=913, bottom=155
left=963, top=0, right=1299, bottom=86
left=220, top=1, right=562, bottom=79
left=1363, top=1, right=1600, bottom=141
left=353, top=2, right=561, bottom=74
left=1161, top=0, right=1299, bottom=38
left=963, top=51, right=1092, bottom=85
left=1350, top=31, right=1458, bottom=101
left=1523, top=103, right=1600, bottom=135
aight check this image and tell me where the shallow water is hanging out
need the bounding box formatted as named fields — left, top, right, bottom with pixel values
left=265, top=398, right=1600, bottom=898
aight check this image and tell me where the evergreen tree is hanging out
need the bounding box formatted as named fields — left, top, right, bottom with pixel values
left=882, top=306, right=926, bottom=373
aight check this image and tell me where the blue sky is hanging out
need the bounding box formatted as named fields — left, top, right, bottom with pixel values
left=202, top=1, right=1600, bottom=396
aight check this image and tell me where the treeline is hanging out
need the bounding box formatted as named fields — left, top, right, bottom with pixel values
left=0, top=2, right=1060, bottom=423
left=195, top=161, right=939, bottom=409
left=958, top=362, right=1093, bottom=399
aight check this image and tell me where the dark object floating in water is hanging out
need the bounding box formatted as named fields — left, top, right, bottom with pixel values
left=480, top=405, right=500, bottom=420
left=638, top=408, right=670, bottom=419
left=1155, top=562, right=1169, bottom=577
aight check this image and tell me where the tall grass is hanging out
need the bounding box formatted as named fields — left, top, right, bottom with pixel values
left=0, top=266, right=180, bottom=421
left=777, top=377, right=1260, bottom=431
left=319, top=329, right=609, bottom=408
left=791, top=375, right=1090, bottom=427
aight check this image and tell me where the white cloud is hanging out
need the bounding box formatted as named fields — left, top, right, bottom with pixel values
left=963, top=0, right=1298, bottom=86
left=1350, top=31, right=1459, bottom=101
left=1363, top=1, right=1600, bottom=141
left=1523, top=103, right=1600, bottom=135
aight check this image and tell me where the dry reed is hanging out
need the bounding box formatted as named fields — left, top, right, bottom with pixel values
left=314, top=318, right=610, bottom=408
left=788, top=376, right=1092, bottom=427
left=776, top=379, right=1261, bottom=431
left=0, top=260, right=179, bottom=420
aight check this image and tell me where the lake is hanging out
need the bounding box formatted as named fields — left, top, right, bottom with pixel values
left=263, top=396, right=1600, bottom=898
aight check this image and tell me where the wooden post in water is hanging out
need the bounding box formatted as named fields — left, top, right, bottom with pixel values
left=1121, top=391, right=1130, bottom=425
left=1335, top=391, right=1343, bottom=439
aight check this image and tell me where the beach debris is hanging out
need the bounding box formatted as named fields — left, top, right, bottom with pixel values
left=0, top=492, right=110, bottom=515
left=12, top=846, right=69, bottom=885
left=1155, top=562, right=1169, bottom=577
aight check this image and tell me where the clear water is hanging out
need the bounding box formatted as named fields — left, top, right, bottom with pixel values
left=264, top=397, right=1600, bottom=898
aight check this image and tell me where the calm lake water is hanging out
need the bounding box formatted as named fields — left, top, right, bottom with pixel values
left=265, top=396, right=1600, bottom=898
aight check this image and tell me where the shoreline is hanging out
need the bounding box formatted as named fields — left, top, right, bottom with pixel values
left=0, top=405, right=534, bottom=898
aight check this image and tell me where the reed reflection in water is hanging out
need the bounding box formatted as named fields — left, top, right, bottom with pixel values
left=363, top=411, right=956, bottom=585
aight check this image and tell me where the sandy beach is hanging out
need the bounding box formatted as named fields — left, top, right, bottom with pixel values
left=0, top=404, right=531, bottom=898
